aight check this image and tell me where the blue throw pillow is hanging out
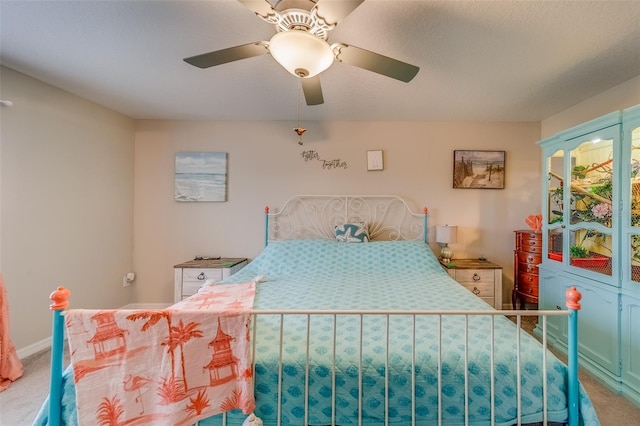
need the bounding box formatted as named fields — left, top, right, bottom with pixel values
left=335, top=222, right=370, bottom=243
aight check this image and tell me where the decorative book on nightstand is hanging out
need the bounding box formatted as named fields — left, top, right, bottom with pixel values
left=174, top=258, right=247, bottom=302
left=440, top=259, right=503, bottom=309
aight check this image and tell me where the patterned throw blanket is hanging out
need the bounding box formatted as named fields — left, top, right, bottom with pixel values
left=65, top=282, right=255, bottom=426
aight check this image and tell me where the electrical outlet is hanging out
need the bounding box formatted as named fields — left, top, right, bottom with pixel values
left=122, top=272, right=135, bottom=287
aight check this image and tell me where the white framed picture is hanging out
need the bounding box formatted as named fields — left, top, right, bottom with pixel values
left=175, top=152, right=228, bottom=202
left=367, top=150, right=384, bottom=171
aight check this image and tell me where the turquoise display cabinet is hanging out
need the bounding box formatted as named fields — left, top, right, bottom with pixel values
left=537, top=104, right=640, bottom=408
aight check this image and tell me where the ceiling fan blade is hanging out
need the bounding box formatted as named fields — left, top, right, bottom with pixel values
left=236, top=0, right=276, bottom=20
left=334, top=44, right=419, bottom=82
left=314, top=0, right=364, bottom=25
left=301, top=76, right=324, bottom=106
left=184, top=42, right=268, bottom=69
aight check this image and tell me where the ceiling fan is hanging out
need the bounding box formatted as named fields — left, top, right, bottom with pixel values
left=183, top=0, right=419, bottom=106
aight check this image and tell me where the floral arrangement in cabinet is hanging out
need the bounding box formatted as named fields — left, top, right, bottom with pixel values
left=548, top=138, right=640, bottom=269
left=549, top=157, right=614, bottom=262
left=549, top=160, right=613, bottom=227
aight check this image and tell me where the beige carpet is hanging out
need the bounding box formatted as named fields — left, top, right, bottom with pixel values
left=506, top=315, right=640, bottom=425
left=1, top=328, right=639, bottom=425
left=0, top=347, right=68, bottom=425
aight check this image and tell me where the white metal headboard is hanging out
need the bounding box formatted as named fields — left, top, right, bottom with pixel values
left=265, top=195, right=428, bottom=243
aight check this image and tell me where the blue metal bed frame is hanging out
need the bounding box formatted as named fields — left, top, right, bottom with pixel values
left=46, top=195, right=584, bottom=425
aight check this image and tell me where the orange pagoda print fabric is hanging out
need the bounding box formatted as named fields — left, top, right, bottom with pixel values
left=65, top=282, right=256, bottom=426
left=0, top=274, right=23, bottom=391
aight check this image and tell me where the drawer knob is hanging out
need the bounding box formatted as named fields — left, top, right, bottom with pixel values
left=527, top=256, right=534, bottom=262
left=528, top=288, right=533, bottom=293
left=472, top=273, right=480, bottom=281
left=473, top=287, right=480, bottom=295
left=197, top=272, right=206, bottom=280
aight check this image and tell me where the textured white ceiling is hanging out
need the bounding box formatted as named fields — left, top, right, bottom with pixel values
left=1, top=0, right=639, bottom=121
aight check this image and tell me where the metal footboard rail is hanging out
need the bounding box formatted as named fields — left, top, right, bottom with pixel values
left=47, top=287, right=583, bottom=426
left=248, top=309, right=577, bottom=426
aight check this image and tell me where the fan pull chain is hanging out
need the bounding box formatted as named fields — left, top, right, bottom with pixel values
left=293, top=81, right=306, bottom=145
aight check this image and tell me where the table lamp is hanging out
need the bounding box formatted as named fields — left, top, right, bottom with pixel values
left=436, top=225, right=458, bottom=263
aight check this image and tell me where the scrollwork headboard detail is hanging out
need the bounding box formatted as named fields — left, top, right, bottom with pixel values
left=265, top=195, right=428, bottom=244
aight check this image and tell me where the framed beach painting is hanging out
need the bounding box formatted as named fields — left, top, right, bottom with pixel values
left=175, top=152, right=228, bottom=202
left=453, top=150, right=505, bottom=189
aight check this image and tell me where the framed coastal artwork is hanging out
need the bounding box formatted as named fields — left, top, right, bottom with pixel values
left=453, top=150, right=505, bottom=189
left=175, top=152, right=228, bottom=202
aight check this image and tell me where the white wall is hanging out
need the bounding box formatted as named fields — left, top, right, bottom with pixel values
left=133, top=120, right=541, bottom=305
left=541, top=75, right=640, bottom=137
left=0, top=67, right=135, bottom=354
left=7, top=66, right=637, bottom=355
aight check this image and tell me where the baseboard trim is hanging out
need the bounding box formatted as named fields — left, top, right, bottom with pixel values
left=621, top=383, right=640, bottom=409
left=17, top=304, right=170, bottom=360
left=17, top=336, right=52, bottom=360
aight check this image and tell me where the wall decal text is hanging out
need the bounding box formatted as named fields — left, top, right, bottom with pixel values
left=301, top=150, right=348, bottom=170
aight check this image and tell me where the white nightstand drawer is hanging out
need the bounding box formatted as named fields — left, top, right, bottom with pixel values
left=480, top=297, right=495, bottom=307
left=182, top=268, right=223, bottom=283
left=440, top=259, right=503, bottom=310
left=459, top=281, right=495, bottom=298
left=455, top=269, right=495, bottom=284
left=174, top=258, right=248, bottom=302
left=182, top=281, right=209, bottom=297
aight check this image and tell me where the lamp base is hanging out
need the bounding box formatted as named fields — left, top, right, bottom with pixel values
left=440, top=245, right=453, bottom=263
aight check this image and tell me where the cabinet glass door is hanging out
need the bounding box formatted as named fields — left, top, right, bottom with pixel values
left=629, top=126, right=640, bottom=283
left=568, top=137, right=614, bottom=276
left=547, top=149, right=564, bottom=263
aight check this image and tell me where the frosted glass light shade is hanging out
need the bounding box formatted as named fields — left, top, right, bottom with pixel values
left=269, top=30, right=334, bottom=78
left=436, top=225, right=458, bottom=244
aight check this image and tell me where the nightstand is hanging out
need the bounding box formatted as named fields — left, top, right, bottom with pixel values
left=174, top=258, right=248, bottom=302
left=440, top=259, right=503, bottom=309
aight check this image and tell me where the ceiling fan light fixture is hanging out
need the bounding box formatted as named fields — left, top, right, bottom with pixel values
left=269, top=30, right=334, bottom=78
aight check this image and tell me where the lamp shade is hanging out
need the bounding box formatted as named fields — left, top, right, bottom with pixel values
left=269, top=30, right=334, bottom=78
left=436, top=225, right=458, bottom=244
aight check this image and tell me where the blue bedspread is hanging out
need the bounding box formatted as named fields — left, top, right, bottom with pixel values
left=35, top=240, right=599, bottom=425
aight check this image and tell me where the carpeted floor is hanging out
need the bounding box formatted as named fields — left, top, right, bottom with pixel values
left=2, top=321, right=639, bottom=425
left=0, top=347, right=68, bottom=425
left=506, top=314, right=640, bottom=425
